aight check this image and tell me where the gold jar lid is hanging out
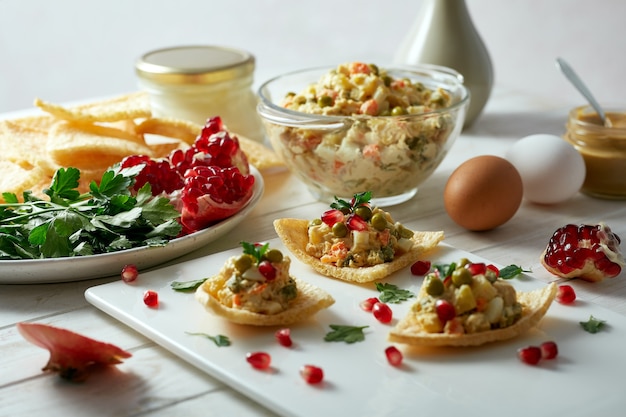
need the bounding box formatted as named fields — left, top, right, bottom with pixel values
left=135, top=45, right=255, bottom=85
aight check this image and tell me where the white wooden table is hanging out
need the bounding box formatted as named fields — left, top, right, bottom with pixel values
left=1, top=86, right=626, bottom=416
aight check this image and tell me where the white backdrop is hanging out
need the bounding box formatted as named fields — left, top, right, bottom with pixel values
left=1, top=0, right=624, bottom=114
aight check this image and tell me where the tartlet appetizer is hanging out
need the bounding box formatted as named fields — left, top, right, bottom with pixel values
left=389, top=260, right=557, bottom=346
left=195, top=242, right=334, bottom=326
left=274, top=192, right=444, bottom=283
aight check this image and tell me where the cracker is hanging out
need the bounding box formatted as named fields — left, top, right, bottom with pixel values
left=34, top=92, right=151, bottom=123
left=238, top=135, right=285, bottom=172
left=388, top=282, right=557, bottom=347
left=273, top=218, right=444, bottom=283
left=136, top=117, right=201, bottom=145
left=195, top=270, right=335, bottom=326
left=0, top=160, right=48, bottom=202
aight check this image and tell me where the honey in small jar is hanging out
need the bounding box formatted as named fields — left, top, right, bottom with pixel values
left=565, top=105, right=626, bottom=199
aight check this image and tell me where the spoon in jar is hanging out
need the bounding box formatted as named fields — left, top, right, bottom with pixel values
left=556, top=57, right=611, bottom=127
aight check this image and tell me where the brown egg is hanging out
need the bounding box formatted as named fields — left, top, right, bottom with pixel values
left=444, top=155, right=523, bottom=231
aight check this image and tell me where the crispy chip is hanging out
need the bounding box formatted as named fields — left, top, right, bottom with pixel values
left=388, top=283, right=557, bottom=347
left=238, top=135, right=286, bottom=172
left=34, top=92, right=151, bottom=123
left=0, top=119, right=49, bottom=166
left=0, top=160, right=48, bottom=202
left=195, top=259, right=335, bottom=326
left=47, top=121, right=153, bottom=170
left=273, top=218, right=444, bottom=283
left=135, top=117, right=201, bottom=144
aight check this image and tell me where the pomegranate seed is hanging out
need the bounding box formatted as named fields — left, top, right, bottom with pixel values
left=360, top=297, right=379, bottom=312
left=435, top=299, right=456, bottom=323
left=486, top=264, right=499, bottom=277
left=540, top=341, right=559, bottom=360
left=121, top=264, right=138, bottom=283
left=410, top=260, right=431, bottom=276
left=346, top=214, right=368, bottom=231
left=556, top=284, right=576, bottom=304
left=385, top=346, right=403, bottom=366
left=372, top=302, right=393, bottom=323
left=258, top=260, right=277, bottom=280
left=300, top=364, right=324, bottom=384
left=246, top=351, right=271, bottom=370
left=321, top=209, right=344, bottom=227
left=143, top=290, right=159, bottom=308
left=517, top=346, right=542, bottom=365
left=275, top=328, right=293, bottom=347
left=466, top=262, right=486, bottom=276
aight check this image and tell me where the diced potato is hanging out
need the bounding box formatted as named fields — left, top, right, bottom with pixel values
left=352, top=230, right=369, bottom=252
left=484, top=296, right=504, bottom=324
left=471, top=275, right=497, bottom=301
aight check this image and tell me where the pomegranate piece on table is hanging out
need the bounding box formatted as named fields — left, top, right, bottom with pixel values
left=541, top=223, right=625, bottom=282
left=17, top=322, right=132, bottom=382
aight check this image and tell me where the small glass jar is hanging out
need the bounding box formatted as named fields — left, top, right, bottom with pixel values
left=565, top=104, right=626, bottom=199
left=135, top=45, right=265, bottom=142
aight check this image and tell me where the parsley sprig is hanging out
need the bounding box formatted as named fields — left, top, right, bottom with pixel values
left=330, top=191, right=372, bottom=213
left=185, top=332, right=231, bottom=347
left=240, top=241, right=269, bottom=263
left=375, top=282, right=415, bottom=303
left=324, top=324, right=368, bottom=344
left=580, top=315, right=606, bottom=334
left=0, top=166, right=181, bottom=259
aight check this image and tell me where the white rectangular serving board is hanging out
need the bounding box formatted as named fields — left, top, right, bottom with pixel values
left=86, top=241, right=626, bottom=417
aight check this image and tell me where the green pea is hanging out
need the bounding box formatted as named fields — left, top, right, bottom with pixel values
left=451, top=267, right=473, bottom=287
left=234, top=255, right=253, bottom=273
left=382, top=75, right=392, bottom=87
left=354, top=206, right=372, bottom=221
left=318, top=95, right=333, bottom=108
left=332, top=222, right=348, bottom=238
left=396, top=224, right=414, bottom=239
left=264, top=249, right=283, bottom=263
left=371, top=212, right=387, bottom=231
left=391, top=106, right=407, bottom=116
left=424, top=274, right=444, bottom=297
left=309, top=218, right=322, bottom=227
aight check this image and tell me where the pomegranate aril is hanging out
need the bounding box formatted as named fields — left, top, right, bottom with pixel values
left=246, top=351, right=271, bottom=370
left=360, top=297, right=380, bottom=312
left=435, top=299, right=456, bottom=323
left=321, top=209, right=344, bottom=227
left=385, top=346, right=403, bottom=366
left=143, top=290, right=159, bottom=308
left=466, top=262, right=486, bottom=276
left=372, top=302, right=393, bottom=323
left=517, top=346, right=542, bottom=365
left=556, top=284, right=576, bottom=304
left=300, top=364, right=324, bottom=384
left=346, top=214, right=368, bottom=231
left=410, top=260, right=431, bottom=276
left=258, top=260, right=277, bottom=281
left=486, top=264, right=499, bottom=277
left=540, top=341, right=558, bottom=360
left=275, top=328, right=293, bottom=347
left=121, top=264, right=138, bottom=283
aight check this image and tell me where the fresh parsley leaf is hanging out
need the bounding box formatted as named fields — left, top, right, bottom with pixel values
left=498, top=264, right=531, bottom=279
left=44, top=167, right=82, bottom=203
left=171, top=278, right=208, bottom=292
left=330, top=191, right=372, bottom=212
left=375, top=282, right=415, bottom=303
left=185, top=332, right=231, bottom=347
left=324, top=324, right=368, bottom=344
left=241, top=241, right=268, bottom=263
left=433, top=262, right=457, bottom=278
left=580, top=315, right=606, bottom=334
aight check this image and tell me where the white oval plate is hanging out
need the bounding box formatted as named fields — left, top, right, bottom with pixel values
left=0, top=167, right=263, bottom=284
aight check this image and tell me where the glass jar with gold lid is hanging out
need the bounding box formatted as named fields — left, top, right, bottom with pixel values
left=136, top=45, right=265, bottom=142
left=564, top=104, right=626, bottom=199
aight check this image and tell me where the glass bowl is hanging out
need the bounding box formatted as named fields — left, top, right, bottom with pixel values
left=256, top=64, right=470, bottom=206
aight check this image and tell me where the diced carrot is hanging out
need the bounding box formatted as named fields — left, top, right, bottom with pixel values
left=233, top=293, right=242, bottom=306
left=350, top=62, right=371, bottom=74
left=359, top=99, right=378, bottom=115
left=378, top=228, right=390, bottom=246
left=363, top=143, right=380, bottom=160
left=476, top=297, right=487, bottom=312
left=250, top=283, right=268, bottom=295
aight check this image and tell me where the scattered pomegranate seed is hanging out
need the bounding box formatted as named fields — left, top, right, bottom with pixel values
left=121, top=264, right=139, bottom=283
left=385, top=346, right=403, bottom=366
left=540, top=341, right=559, bottom=360
left=275, top=328, right=293, bottom=347
left=143, top=290, right=159, bottom=308
left=360, top=297, right=380, bottom=312
left=372, top=302, right=393, bottom=323
left=517, top=346, right=542, bottom=365
left=300, top=364, right=324, bottom=384
left=435, top=299, right=456, bottom=323
left=257, top=260, right=277, bottom=280
left=410, top=260, right=431, bottom=276
left=321, top=209, right=344, bottom=227
left=346, top=214, right=368, bottom=231
left=246, top=351, right=271, bottom=370
left=556, top=284, right=576, bottom=304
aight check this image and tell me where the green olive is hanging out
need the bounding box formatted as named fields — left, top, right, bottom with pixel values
left=234, top=254, right=253, bottom=273
left=371, top=212, right=387, bottom=231
left=332, top=222, right=348, bottom=238
left=451, top=267, right=473, bottom=287
left=354, top=206, right=372, bottom=221
left=264, top=249, right=283, bottom=263
left=424, top=274, right=444, bottom=297
left=318, top=95, right=333, bottom=108
left=391, top=106, right=407, bottom=116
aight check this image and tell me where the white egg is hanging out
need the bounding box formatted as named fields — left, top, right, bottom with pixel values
left=506, top=134, right=586, bottom=204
